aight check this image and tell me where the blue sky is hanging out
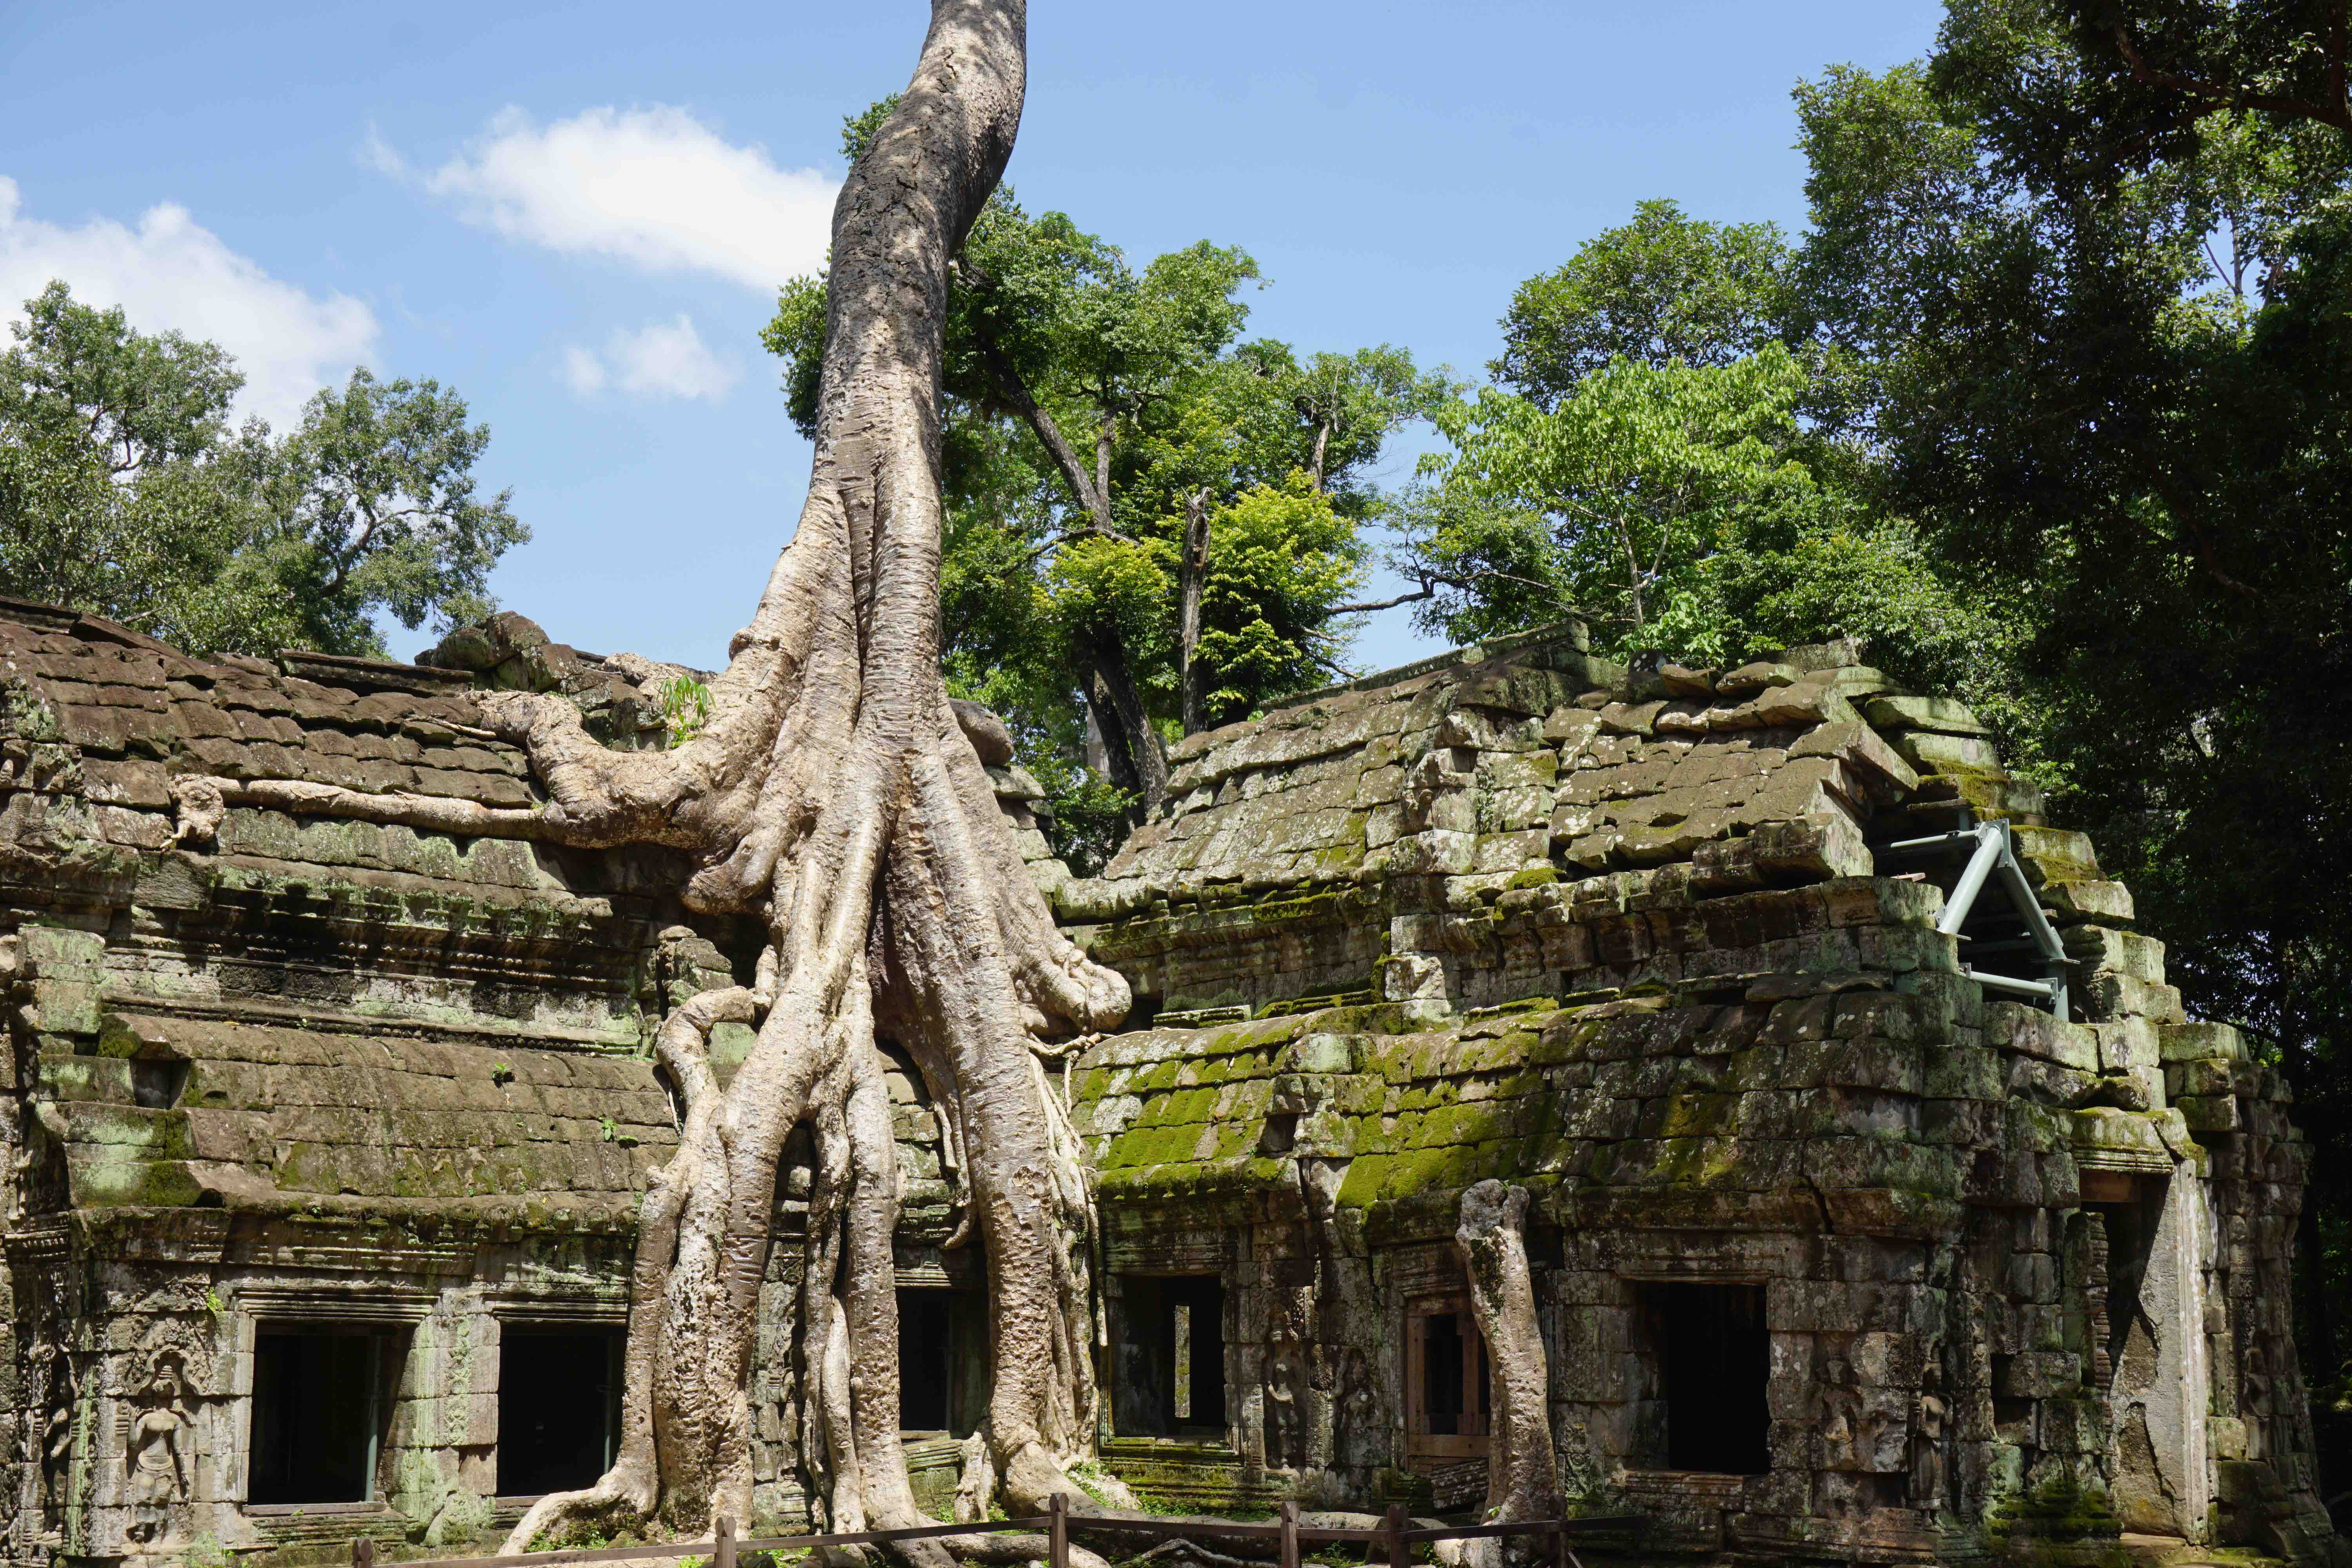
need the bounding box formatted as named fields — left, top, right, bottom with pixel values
left=0, top=1, right=1941, bottom=673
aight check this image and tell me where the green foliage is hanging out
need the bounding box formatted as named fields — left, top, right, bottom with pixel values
left=1492, top=199, right=1792, bottom=405
left=1189, top=477, right=1366, bottom=726
left=768, top=103, right=1439, bottom=844
left=1408, top=347, right=1823, bottom=647
left=0, top=281, right=525, bottom=658
left=663, top=676, right=713, bottom=747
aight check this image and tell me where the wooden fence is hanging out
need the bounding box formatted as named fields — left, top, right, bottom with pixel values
left=351, top=1495, right=1639, bottom=1568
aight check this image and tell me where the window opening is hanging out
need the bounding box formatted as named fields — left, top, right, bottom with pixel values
left=1405, top=1298, right=1490, bottom=1462
left=1634, top=1283, right=1769, bottom=1475
left=1875, top=819, right=2069, bottom=1018
left=249, top=1327, right=400, bottom=1504
left=499, top=1328, right=624, bottom=1497
left=897, top=1289, right=988, bottom=1435
left=128, top=1058, right=188, bottom=1109
left=1110, top=1276, right=1226, bottom=1437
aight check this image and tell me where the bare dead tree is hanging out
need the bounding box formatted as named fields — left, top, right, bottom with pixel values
left=1175, top=486, right=1212, bottom=735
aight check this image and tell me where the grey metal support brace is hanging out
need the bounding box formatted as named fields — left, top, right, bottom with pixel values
left=1900, top=821, right=2071, bottom=1020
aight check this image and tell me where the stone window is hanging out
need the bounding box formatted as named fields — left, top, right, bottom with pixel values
left=498, top=1327, right=624, bottom=1498
left=1631, top=1283, right=1769, bottom=1475
left=1405, top=1296, right=1490, bottom=1463
left=898, top=1289, right=989, bottom=1435
left=248, top=1326, right=404, bottom=1505
left=1109, top=1275, right=1227, bottom=1437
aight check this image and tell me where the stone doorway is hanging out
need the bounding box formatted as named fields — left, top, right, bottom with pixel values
left=498, top=1327, right=624, bottom=1498
left=1632, top=1282, right=1769, bottom=1475
left=248, top=1326, right=403, bottom=1505
left=1111, top=1275, right=1228, bottom=1437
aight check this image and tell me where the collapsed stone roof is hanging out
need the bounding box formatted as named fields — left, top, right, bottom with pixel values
left=1055, top=620, right=2124, bottom=1012
left=0, top=600, right=1050, bottom=1228
left=1051, top=619, right=2218, bottom=1247
left=0, top=597, right=2192, bottom=1238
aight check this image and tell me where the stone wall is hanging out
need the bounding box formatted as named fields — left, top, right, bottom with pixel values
left=0, top=603, right=2337, bottom=1568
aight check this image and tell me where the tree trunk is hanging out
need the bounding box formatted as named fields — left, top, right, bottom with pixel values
left=1451, top=1181, right=1559, bottom=1565
left=482, top=3, right=1132, bottom=1550
left=1087, top=634, right=1168, bottom=815
left=973, top=321, right=1165, bottom=813
left=1177, top=487, right=1212, bottom=736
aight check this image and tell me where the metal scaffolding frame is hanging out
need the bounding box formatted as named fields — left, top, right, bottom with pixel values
left=1882, top=820, right=2070, bottom=1020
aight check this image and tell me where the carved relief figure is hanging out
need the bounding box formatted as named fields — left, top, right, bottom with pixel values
left=122, top=1353, right=191, bottom=1546
left=1263, top=1295, right=1305, bottom=1471
left=1912, top=1387, right=1949, bottom=1513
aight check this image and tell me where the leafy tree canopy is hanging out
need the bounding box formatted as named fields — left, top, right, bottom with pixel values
left=766, top=116, right=1446, bottom=860
left=0, top=281, right=525, bottom=659
left=1490, top=198, right=1792, bottom=406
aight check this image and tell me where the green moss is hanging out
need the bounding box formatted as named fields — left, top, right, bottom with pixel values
left=1986, top=1469, right=2125, bottom=1548
left=1506, top=865, right=1560, bottom=889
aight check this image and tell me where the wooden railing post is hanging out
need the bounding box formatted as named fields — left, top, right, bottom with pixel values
left=351, top=1538, right=375, bottom=1568
left=1278, top=1499, right=1300, bottom=1568
left=1383, top=1503, right=1407, bottom=1568
left=715, top=1513, right=737, bottom=1568
left=1049, top=1492, right=1069, bottom=1568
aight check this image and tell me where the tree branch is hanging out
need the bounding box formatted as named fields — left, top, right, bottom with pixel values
left=1327, top=581, right=1439, bottom=615
left=978, top=339, right=1113, bottom=529
left=1017, top=523, right=1142, bottom=568
left=1329, top=568, right=1610, bottom=620
left=2101, top=8, right=2352, bottom=131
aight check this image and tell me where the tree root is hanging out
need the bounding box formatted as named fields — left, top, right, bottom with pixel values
left=439, top=3, right=1132, bottom=1554
left=1449, top=1181, right=1558, bottom=1568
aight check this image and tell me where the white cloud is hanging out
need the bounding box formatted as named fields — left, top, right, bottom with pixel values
left=563, top=314, right=737, bottom=403
left=561, top=343, right=608, bottom=395
left=0, top=176, right=378, bottom=431
left=392, top=106, right=839, bottom=291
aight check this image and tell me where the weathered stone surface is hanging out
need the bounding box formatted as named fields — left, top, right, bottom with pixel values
left=0, top=605, right=2330, bottom=1568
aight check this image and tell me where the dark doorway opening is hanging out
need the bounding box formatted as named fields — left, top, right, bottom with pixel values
left=1111, top=1276, right=1226, bottom=1437
left=1405, top=1297, right=1492, bottom=1465
left=1418, top=1308, right=1490, bottom=1437
left=499, top=1328, right=624, bottom=1497
left=249, top=1327, right=401, bottom=1504
left=1638, top=1282, right=1769, bottom=1475
left=897, top=1289, right=989, bottom=1435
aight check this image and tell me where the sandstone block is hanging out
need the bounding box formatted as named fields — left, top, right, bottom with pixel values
left=1987, top=1003, right=2097, bottom=1071
left=2094, top=1018, right=2159, bottom=1073
left=2089, top=973, right=2186, bottom=1022
left=2062, top=924, right=2165, bottom=982
left=1994, top=1350, right=2080, bottom=1398
left=1862, top=695, right=1991, bottom=735
left=2158, top=1021, right=2245, bottom=1062
left=2176, top=1094, right=2241, bottom=1133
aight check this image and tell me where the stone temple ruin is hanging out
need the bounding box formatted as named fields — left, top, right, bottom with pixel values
left=0, top=599, right=2338, bottom=1568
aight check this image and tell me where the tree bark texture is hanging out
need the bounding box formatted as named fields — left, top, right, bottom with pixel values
left=1085, top=635, right=1168, bottom=815
left=1176, top=488, right=1211, bottom=736
left=1451, top=1181, right=1559, bottom=1565
left=474, top=3, right=1131, bottom=1551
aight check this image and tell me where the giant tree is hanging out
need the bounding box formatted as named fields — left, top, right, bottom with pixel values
left=446, top=0, right=1137, bottom=1549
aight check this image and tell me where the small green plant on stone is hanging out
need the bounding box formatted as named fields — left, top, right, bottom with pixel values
left=491, top=1060, right=514, bottom=1085
left=663, top=676, right=713, bottom=748
left=1066, top=1458, right=1113, bottom=1508
left=183, top=1533, right=230, bottom=1568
